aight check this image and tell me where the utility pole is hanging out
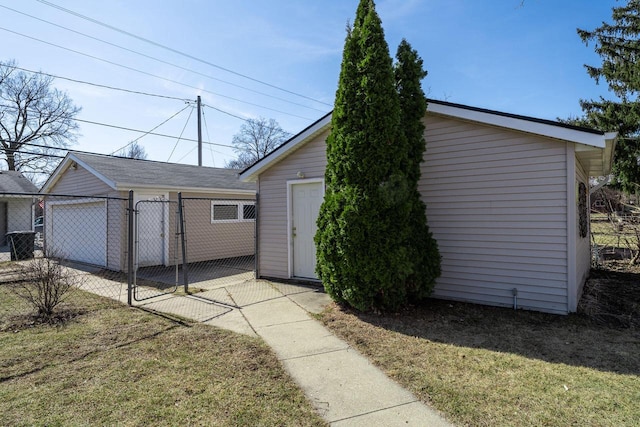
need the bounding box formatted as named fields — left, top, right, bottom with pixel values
left=197, top=95, right=202, bottom=166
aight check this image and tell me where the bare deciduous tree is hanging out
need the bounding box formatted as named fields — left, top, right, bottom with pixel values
left=0, top=61, right=80, bottom=175
left=226, top=117, right=289, bottom=169
left=116, top=141, right=147, bottom=159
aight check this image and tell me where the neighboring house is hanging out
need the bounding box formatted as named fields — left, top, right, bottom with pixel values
left=240, top=99, right=617, bottom=315
left=0, top=171, right=38, bottom=245
left=40, top=152, right=256, bottom=271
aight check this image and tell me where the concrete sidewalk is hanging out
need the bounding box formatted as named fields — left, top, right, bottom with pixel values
left=231, top=282, right=451, bottom=426
left=75, top=271, right=451, bottom=426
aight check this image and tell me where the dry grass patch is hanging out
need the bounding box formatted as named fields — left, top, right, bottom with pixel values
left=319, top=270, right=640, bottom=427
left=0, top=287, right=326, bottom=426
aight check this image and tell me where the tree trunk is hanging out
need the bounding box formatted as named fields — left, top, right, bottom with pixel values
left=6, top=150, right=16, bottom=171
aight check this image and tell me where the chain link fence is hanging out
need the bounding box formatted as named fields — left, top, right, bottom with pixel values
left=591, top=212, right=640, bottom=268
left=0, top=193, right=129, bottom=325
left=1, top=191, right=269, bottom=326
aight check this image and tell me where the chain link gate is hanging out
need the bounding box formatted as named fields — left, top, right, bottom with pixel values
left=131, top=196, right=180, bottom=302
left=127, top=192, right=257, bottom=311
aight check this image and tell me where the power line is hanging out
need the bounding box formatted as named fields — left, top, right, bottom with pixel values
left=0, top=140, right=127, bottom=160
left=0, top=4, right=328, bottom=113
left=0, top=26, right=316, bottom=121
left=1, top=103, right=232, bottom=148
left=202, top=108, right=216, bottom=167
left=204, top=104, right=253, bottom=122
left=74, top=117, right=233, bottom=148
left=176, top=146, right=197, bottom=163
left=109, top=104, right=192, bottom=155
left=4, top=64, right=326, bottom=133
left=167, top=105, right=195, bottom=162
left=5, top=64, right=190, bottom=102
left=1, top=149, right=65, bottom=159
left=36, top=0, right=333, bottom=108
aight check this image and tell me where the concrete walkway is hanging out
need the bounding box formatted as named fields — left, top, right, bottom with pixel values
left=72, top=269, right=451, bottom=426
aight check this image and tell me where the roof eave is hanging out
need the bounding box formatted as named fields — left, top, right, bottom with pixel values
left=602, top=133, right=617, bottom=176
left=240, top=113, right=332, bottom=182
left=115, top=183, right=256, bottom=195
left=40, top=153, right=118, bottom=194
left=427, top=102, right=607, bottom=147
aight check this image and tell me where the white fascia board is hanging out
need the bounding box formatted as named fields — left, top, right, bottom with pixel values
left=240, top=113, right=332, bottom=182
left=428, top=103, right=609, bottom=148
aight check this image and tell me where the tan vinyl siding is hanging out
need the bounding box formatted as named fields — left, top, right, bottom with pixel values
left=47, top=166, right=115, bottom=196
left=257, top=131, right=329, bottom=278
left=574, top=157, right=591, bottom=309
left=168, top=192, right=255, bottom=265
left=421, top=115, right=569, bottom=314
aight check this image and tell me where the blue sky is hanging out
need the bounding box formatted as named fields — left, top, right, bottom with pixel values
left=0, top=0, right=619, bottom=168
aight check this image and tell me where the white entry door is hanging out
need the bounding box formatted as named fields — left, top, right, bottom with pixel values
left=136, top=194, right=167, bottom=266
left=291, top=181, right=323, bottom=279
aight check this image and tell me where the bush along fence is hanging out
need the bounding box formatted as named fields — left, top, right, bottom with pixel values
left=0, top=191, right=257, bottom=325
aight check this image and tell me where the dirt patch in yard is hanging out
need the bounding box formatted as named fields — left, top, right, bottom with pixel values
left=579, top=266, right=640, bottom=329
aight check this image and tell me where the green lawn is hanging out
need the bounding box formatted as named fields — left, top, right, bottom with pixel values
left=0, top=287, right=326, bottom=426
left=319, top=270, right=640, bottom=427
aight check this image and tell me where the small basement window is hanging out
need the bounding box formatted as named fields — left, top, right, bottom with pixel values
left=211, top=201, right=255, bottom=223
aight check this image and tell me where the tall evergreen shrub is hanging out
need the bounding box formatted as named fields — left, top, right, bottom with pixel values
left=315, top=0, right=412, bottom=311
left=395, top=40, right=441, bottom=299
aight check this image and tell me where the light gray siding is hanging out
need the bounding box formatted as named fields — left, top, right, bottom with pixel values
left=7, top=198, right=33, bottom=232
left=256, top=116, right=575, bottom=313
left=257, top=131, right=328, bottom=278
left=107, top=196, right=127, bottom=271
left=420, top=115, right=569, bottom=314
left=251, top=110, right=610, bottom=315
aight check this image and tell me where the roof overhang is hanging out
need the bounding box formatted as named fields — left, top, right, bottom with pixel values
left=219, top=102, right=620, bottom=183
left=574, top=132, right=617, bottom=177
left=40, top=153, right=110, bottom=194
left=118, top=184, right=255, bottom=195
left=240, top=113, right=332, bottom=182
left=41, top=153, right=256, bottom=195
left=427, top=102, right=610, bottom=148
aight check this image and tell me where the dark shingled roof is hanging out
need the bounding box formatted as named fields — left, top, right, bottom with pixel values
left=72, top=152, right=255, bottom=192
left=0, top=171, right=38, bottom=193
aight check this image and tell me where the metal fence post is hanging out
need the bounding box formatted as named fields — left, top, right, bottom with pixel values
left=254, top=193, right=259, bottom=279
left=177, top=192, right=189, bottom=292
left=127, top=190, right=134, bottom=306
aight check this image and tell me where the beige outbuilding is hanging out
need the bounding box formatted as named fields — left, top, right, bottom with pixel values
left=240, top=99, right=616, bottom=315
left=41, top=152, right=255, bottom=271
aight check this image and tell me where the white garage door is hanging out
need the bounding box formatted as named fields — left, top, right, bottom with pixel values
left=50, top=201, right=107, bottom=266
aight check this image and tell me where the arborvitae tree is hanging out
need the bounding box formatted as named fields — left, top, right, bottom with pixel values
left=315, top=0, right=412, bottom=311
left=394, top=39, right=441, bottom=300
left=578, top=1, right=640, bottom=193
